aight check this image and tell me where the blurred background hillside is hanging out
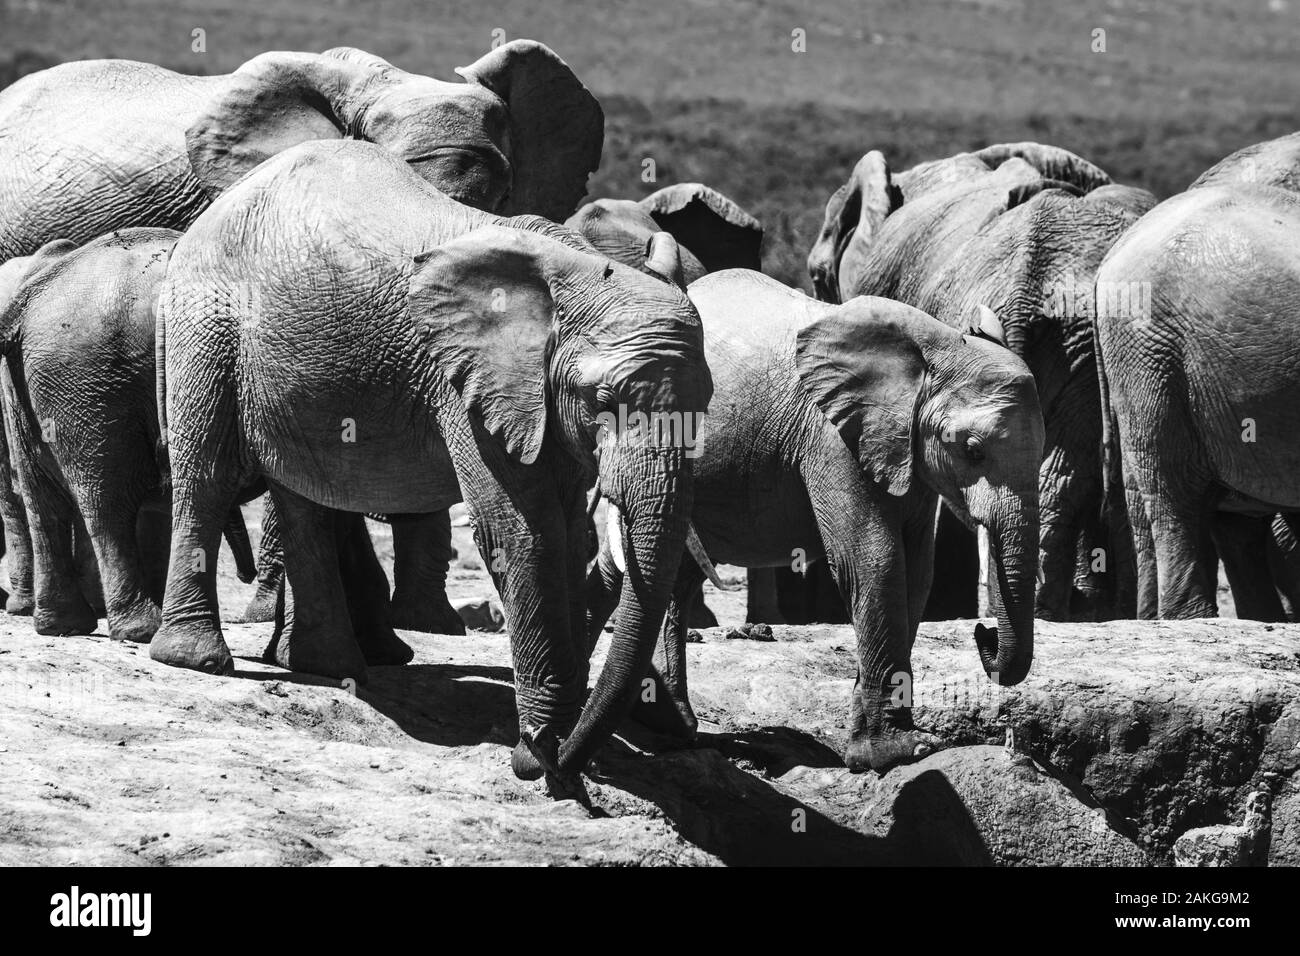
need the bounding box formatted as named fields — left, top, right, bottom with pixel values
left=2, top=0, right=1297, bottom=288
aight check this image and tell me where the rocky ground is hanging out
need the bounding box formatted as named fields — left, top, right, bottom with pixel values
left=0, top=502, right=1294, bottom=865
left=2, top=516, right=1296, bottom=865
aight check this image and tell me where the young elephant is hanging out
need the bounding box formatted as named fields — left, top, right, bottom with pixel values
left=808, top=142, right=1152, bottom=622
left=566, top=183, right=764, bottom=283
left=154, top=140, right=712, bottom=784
left=0, top=229, right=255, bottom=640
left=587, top=270, right=1044, bottom=773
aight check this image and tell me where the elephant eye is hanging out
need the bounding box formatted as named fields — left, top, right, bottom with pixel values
left=594, top=382, right=616, bottom=410
left=964, top=435, right=986, bottom=462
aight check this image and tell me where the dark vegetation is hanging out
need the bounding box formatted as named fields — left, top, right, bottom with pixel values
left=3, top=0, right=1296, bottom=288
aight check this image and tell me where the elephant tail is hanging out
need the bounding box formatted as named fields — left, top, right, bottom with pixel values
left=223, top=506, right=257, bottom=584
left=1092, top=286, right=1136, bottom=614
left=154, top=275, right=170, bottom=480
left=1092, top=304, right=1118, bottom=520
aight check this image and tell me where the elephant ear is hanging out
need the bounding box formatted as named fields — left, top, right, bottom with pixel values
left=407, top=226, right=558, bottom=465
left=1084, top=184, right=1158, bottom=217
left=807, top=151, right=901, bottom=303
left=972, top=142, right=1113, bottom=194
left=640, top=183, right=763, bottom=272
left=321, top=47, right=403, bottom=75
left=643, top=232, right=686, bottom=288
left=456, top=40, right=603, bottom=221
left=186, top=51, right=379, bottom=197
left=1006, top=178, right=1084, bottom=209
left=795, top=298, right=927, bottom=496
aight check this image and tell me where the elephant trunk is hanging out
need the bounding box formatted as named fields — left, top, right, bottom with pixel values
left=557, top=442, right=691, bottom=776
left=974, top=495, right=1038, bottom=686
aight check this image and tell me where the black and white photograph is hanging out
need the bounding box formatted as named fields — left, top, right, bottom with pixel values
left=0, top=0, right=1295, bottom=919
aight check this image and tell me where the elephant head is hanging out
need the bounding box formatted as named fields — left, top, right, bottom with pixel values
left=809, top=142, right=1115, bottom=304
left=566, top=183, right=763, bottom=284
left=186, top=41, right=602, bottom=220
left=407, top=222, right=710, bottom=779
left=796, top=297, right=1043, bottom=685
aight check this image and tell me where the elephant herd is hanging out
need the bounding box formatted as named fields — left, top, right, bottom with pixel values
left=1, top=40, right=1298, bottom=791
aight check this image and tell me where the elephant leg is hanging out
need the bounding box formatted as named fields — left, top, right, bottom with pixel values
left=806, top=451, right=937, bottom=773
left=922, top=504, right=978, bottom=619
left=258, top=486, right=368, bottom=682
left=25, top=481, right=98, bottom=637
left=150, top=468, right=244, bottom=675
left=0, top=423, right=34, bottom=616
left=137, top=495, right=171, bottom=607
left=1126, top=480, right=1159, bottom=619
left=338, top=513, right=413, bottom=666
left=902, top=496, right=938, bottom=636
left=1214, top=513, right=1286, bottom=622
left=236, top=492, right=283, bottom=624
left=388, top=510, right=465, bottom=636
left=1146, top=489, right=1217, bottom=619
left=78, top=488, right=162, bottom=643
left=74, top=512, right=106, bottom=617
left=1035, top=497, right=1077, bottom=622
left=744, top=566, right=784, bottom=624
left=1068, top=510, right=1112, bottom=622
left=686, top=591, right=718, bottom=629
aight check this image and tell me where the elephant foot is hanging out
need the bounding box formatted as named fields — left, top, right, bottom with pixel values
left=515, top=724, right=589, bottom=805
left=629, top=674, right=698, bottom=742
left=844, top=727, right=945, bottom=775
left=389, top=589, right=466, bottom=636
left=108, top=601, right=162, bottom=644
left=150, top=621, right=233, bottom=676
left=33, top=595, right=99, bottom=637
left=264, top=620, right=368, bottom=684
left=355, top=618, right=415, bottom=667
left=511, top=739, right=546, bottom=781
left=5, top=589, right=34, bottom=616
left=686, top=599, right=717, bottom=630
left=234, top=580, right=280, bottom=624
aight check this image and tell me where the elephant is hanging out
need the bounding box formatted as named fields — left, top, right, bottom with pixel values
left=243, top=182, right=763, bottom=635
left=808, top=142, right=1154, bottom=622
left=566, top=182, right=778, bottom=623
left=152, top=139, right=712, bottom=787
left=586, top=269, right=1044, bottom=773
left=0, top=39, right=603, bottom=628
left=0, top=229, right=256, bottom=639
left=566, top=183, right=764, bottom=283
left=1095, top=135, right=1300, bottom=619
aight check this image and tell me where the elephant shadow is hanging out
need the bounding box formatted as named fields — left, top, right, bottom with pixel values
left=587, top=732, right=993, bottom=866
left=236, top=659, right=992, bottom=865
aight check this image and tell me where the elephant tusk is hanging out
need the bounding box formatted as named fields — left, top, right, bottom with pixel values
left=977, top=525, right=992, bottom=617
left=686, top=523, right=731, bottom=591
left=606, top=502, right=627, bottom=574
left=976, top=304, right=1006, bottom=345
